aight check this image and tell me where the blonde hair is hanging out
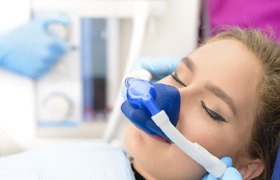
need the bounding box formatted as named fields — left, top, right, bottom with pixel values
left=208, top=28, right=280, bottom=180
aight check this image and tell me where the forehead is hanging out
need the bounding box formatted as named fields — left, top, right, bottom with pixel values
left=187, top=39, right=263, bottom=118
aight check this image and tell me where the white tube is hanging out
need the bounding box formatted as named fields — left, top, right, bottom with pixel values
left=152, top=110, right=226, bottom=178
left=103, top=3, right=150, bottom=142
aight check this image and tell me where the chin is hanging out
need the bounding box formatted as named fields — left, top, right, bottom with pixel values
left=124, top=124, right=206, bottom=180
left=124, top=124, right=143, bottom=156
left=124, top=124, right=170, bottom=153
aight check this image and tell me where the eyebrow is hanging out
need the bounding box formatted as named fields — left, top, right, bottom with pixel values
left=205, top=83, right=237, bottom=116
left=182, top=57, right=195, bottom=72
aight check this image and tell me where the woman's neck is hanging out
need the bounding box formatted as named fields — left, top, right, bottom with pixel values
left=132, top=161, right=157, bottom=180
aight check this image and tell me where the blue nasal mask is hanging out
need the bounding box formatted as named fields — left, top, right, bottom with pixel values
left=121, top=77, right=227, bottom=178
left=121, top=77, right=180, bottom=142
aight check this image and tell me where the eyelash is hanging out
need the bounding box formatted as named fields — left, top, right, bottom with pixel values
left=171, top=71, right=187, bottom=87
left=171, top=71, right=227, bottom=122
left=170, top=72, right=227, bottom=123
left=201, top=100, right=227, bottom=123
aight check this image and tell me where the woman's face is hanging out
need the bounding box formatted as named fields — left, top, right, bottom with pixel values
left=124, top=39, right=263, bottom=179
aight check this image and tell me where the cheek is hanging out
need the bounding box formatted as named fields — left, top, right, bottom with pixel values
left=178, top=100, right=241, bottom=158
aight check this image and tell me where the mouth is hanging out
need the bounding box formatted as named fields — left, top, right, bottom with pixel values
left=152, top=135, right=171, bottom=144
left=140, top=129, right=170, bottom=144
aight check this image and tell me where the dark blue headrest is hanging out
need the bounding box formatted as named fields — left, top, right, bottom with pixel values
left=272, top=146, right=280, bottom=180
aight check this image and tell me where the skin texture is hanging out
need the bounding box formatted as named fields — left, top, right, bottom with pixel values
left=124, top=39, right=264, bottom=180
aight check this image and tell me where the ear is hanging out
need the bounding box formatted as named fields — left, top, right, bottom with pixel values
left=236, top=158, right=264, bottom=180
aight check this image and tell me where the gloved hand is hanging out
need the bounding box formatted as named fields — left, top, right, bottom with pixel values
left=122, top=57, right=180, bottom=98
left=0, top=15, right=69, bottom=79
left=133, top=57, right=180, bottom=81
left=202, top=157, right=242, bottom=180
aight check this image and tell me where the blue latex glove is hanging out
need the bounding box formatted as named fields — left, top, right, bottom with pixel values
left=202, top=157, right=242, bottom=180
left=272, top=146, right=280, bottom=180
left=0, top=15, right=69, bottom=79
left=122, top=57, right=180, bottom=98
left=134, top=57, right=180, bottom=81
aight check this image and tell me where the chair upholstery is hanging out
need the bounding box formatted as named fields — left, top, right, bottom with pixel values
left=272, top=146, right=280, bottom=180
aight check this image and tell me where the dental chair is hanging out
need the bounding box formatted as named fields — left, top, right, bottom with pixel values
left=0, top=142, right=278, bottom=179
left=272, top=146, right=280, bottom=180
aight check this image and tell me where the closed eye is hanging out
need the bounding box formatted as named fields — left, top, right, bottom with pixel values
left=201, top=100, right=227, bottom=123
left=171, top=71, right=187, bottom=87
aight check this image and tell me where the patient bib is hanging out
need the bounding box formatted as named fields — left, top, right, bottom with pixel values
left=0, top=141, right=135, bottom=180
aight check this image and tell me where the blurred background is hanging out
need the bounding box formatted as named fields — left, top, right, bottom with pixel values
left=0, top=0, right=200, bottom=155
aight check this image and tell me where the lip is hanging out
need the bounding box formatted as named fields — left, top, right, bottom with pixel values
left=140, top=130, right=170, bottom=144
left=152, top=135, right=171, bottom=144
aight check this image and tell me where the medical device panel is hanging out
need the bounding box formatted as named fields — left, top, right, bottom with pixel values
left=32, top=0, right=166, bottom=138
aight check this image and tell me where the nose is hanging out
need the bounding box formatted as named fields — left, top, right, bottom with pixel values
left=122, top=78, right=181, bottom=142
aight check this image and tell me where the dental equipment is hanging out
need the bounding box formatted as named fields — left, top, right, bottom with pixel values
left=122, top=77, right=227, bottom=178
left=102, top=2, right=154, bottom=142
